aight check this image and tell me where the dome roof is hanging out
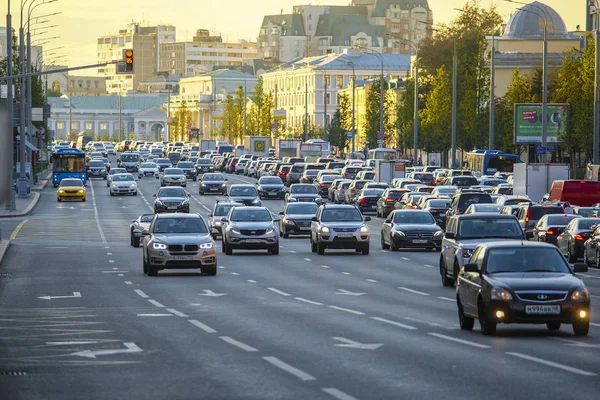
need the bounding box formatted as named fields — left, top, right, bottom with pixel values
left=503, top=1, right=568, bottom=40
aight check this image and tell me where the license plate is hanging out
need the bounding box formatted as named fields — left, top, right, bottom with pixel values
left=268, top=192, right=278, bottom=196
left=412, top=239, right=428, bottom=244
left=173, top=256, right=193, bottom=261
left=209, top=188, right=219, bottom=191
left=245, top=239, right=262, bottom=243
left=299, top=227, right=310, bottom=231
left=338, top=234, right=353, bottom=238
left=168, top=206, right=177, bottom=210
left=525, top=305, right=561, bottom=315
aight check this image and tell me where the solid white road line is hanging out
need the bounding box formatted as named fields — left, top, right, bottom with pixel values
left=134, top=289, right=149, bottom=299
left=108, top=260, right=115, bottom=263
left=437, top=296, right=456, bottom=302
left=112, top=268, right=118, bottom=270
left=262, top=356, right=316, bottom=381
left=219, top=336, right=259, bottom=352
left=342, top=272, right=351, bottom=275
left=327, top=306, right=365, bottom=315
left=398, top=287, right=430, bottom=296
left=231, top=272, right=240, bottom=276
left=371, top=317, right=417, bottom=330
left=118, top=274, right=124, bottom=277
left=89, top=181, right=107, bottom=244
left=304, top=258, right=312, bottom=262
left=248, top=280, right=257, bottom=283
left=506, top=352, right=597, bottom=376
left=428, top=333, right=491, bottom=349
left=137, top=314, right=172, bottom=317
left=424, top=264, right=434, bottom=268
left=401, top=257, right=410, bottom=261
left=290, top=250, right=297, bottom=253
left=322, top=388, right=359, bottom=400
left=295, top=297, right=323, bottom=306
left=148, top=299, right=165, bottom=308
left=125, top=281, right=132, bottom=285
left=106, top=252, right=112, bottom=255
left=188, top=319, right=217, bottom=333
left=590, top=322, right=600, bottom=328
left=321, top=265, right=330, bottom=269
left=268, top=287, right=291, bottom=297
left=165, top=308, right=188, bottom=318
left=366, top=279, right=377, bottom=283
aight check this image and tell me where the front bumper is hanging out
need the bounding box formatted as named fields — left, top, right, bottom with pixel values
left=124, top=165, right=139, bottom=172
left=183, top=171, right=197, bottom=179
left=317, top=231, right=369, bottom=249
left=88, top=170, right=107, bottom=178
left=391, top=235, right=442, bottom=249
left=162, top=179, right=186, bottom=186
left=259, top=190, right=286, bottom=199
left=200, top=185, right=226, bottom=193
left=282, top=221, right=312, bottom=234
left=226, top=233, right=278, bottom=249
left=486, top=298, right=591, bottom=325
left=57, top=191, right=86, bottom=201
left=139, top=170, right=159, bottom=177
left=110, top=186, right=137, bottom=195
left=154, top=203, right=189, bottom=213
left=147, top=246, right=217, bottom=269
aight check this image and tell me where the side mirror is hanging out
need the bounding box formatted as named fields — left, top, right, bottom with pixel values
left=279, top=211, right=285, bottom=215
left=152, top=193, right=157, bottom=198
left=312, top=216, right=318, bottom=222
left=364, top=216, right=371, bottom=222
left=224, top=178, right=228, bottom=181
left=573, top=263, right=588, bottom=273
left=117, top=158, right=121, bottom=162
left=142, top=230, right=151, bottom=236
left=131, top=219, right=136, bottom=223
left=445, top=232, right=455, bottom=239
left=221, top=218, right=228, bottom=223
left=273, top=218, right=281, bottom=223
left=385, top=219, right=392, bottom=224
left=463, top=263, right=479, bottom=273
left=133, top=229, right=143, bottom=238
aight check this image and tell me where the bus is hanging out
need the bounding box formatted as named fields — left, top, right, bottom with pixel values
left=305, top=139, right=331, bottom=156
left=52, top=148, right=87, bottom=187
left=368, top=148, right=398, bottom=161
left=76, top=133, right=92, bottom=150
left=465, top=150, right=520, bottom=176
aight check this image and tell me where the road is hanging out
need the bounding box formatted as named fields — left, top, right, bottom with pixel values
left=1, top=158, right=600, bottom=399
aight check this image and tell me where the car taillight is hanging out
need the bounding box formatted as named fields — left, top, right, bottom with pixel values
left=385, top=198, right=395, bottom=203
left=320, top=183, right=328, bottom=187
left=360, top=198, right=368, bottom=205
left=574, top=234, right=585, bottom=241
left=546, top=229, right=555, bottom=235
left=343, top=173, right=347, bottom=177
left=525, top=214, right=530, bottom=223
left=339, top=189, right=345, bottom=194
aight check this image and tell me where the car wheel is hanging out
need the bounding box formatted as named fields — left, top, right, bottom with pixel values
left=361, top=246, right=369, bottom=255
left=573, top=320, right=590, bottom=336
left=440, top=256, right=454, bottom=287
left=546, top=322, right=561, bottom=331
left=458, top=298, right=474, bottom=330
left=203, top=266, right=217, bottom=276
left=133, top=191, right=138, bottom=196
left=478, top=301, right=497, bottom=336
left=199, top=191, right=204, bottom=195
left=270, top=246, right=279, bottom=255
left=283, top=230, right=289, bottom=239
left=584, top=249, right=590, bottom=267
left=130, top=231, right=134, bottom=246
left=221, top=240, right=226, bottom=254
left=147, top=267, right=158, bottom=277
left=390, top=240, right=399, bottom=252
left=110, top=192, right=114, bottom=196
left=143, top=255, right=148, bottom=275
left=225, top=241, right=232, bottom=255
left=212, top=234, right=217, bottom=240
left=57, top=198, right=61, bottom=202
left=381, top=233, right=390, bottom=250
left=568, top=244, right=577, bottom=263
left=311, top=236, right=317, bottom=253
left=317, top=242, right=325, bottom=255
left=596, top=249, right=600, bottom=269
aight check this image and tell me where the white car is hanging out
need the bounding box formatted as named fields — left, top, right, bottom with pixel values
left=138, top=162, right=160, bottom=179
left=105, top=145, right=116, bottom=155
left=110, top=173, right=138, bottom=196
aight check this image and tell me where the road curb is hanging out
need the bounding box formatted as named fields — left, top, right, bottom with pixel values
left=0, top=240, right=10, bottom=266
left=0, top=192, right=41, bottom=219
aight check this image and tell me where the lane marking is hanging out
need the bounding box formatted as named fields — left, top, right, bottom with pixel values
left=124, top=281, right=132, bottom=285
left=117, top=274, right=124, bottom=277
left=89, top=181, right=107, bottom=244
left=247, top=280, right=257, bottom=283
left=322, top=388, right=359, bottom=400
left=428, top=333, right=491, bottom=349
left=506, top=352, right=596, bottom=376
left=188, top=319, right=217, bottom=333
left=371, top=317, right=417, bottom=330
left=105, top=246, right=110, bottom=249
left=366, top=279, right=377, bottom=283
left=295, top=297, right=323, bottom=306
left=262, top=356, right=316, bottom=381
left=219, top=336, right=259, bottom=352
left=327, top=306, right=365, bottom=315
left=424, top=264, right=434, bottom=268
left=134, top=289, right=149, bottom=299
left=108, top=260, right=115, bottom=263
left=107, top=252, right=112, bottom=255
left=165, top=308, right=188, bottom=318
left=230, top=272, right=240, bottom=276
left=45, top=246, right=68, bottom=249
left=9, top=219, right=28, bottom=240
left=321, top=265, right=330, bottom=269
left=268, top=288, right=291, bottom=297
left=219, top=266, right=225, bottom=269
left=437, top=296, right=456, bottom=302
left=148, top=299, right=165, bottom=308
left=45, top=341, right=98, bottom=346
left=112, top=267, right=118, bottom=270
left=401, top=257, right=410, bottom=261
left=290, top=250, right=297, bottom=254
left=398, top=287, right=429, bottom=296
left=591, top=322, right=600, bottom=328
left=304, top=258, right=312, bottom=262
left=137, top=313, right=172, bottom=317
left=341, top=272, right=351, bottom=275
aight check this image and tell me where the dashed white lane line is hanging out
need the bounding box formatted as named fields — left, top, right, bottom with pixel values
left=165, top=308, right=188, bottom=318
left=125, top=281, right=132, bottom=285
left=380, top=250, right=389, bottom=253
left=107, top=253, right=112, bottom=255
left=437, top=296, right=456, bottom=302
left=341, top=272, right=351, bottom=275
left=248, top=280, right=257, bottom=283
left=591, top=322, right=600, bottom=328
left=148, top=299, right=165, bottom=308
left=327, top=306, right=365, bottom=316
left=262, top=356, right=316, bottom=381
left=220, top=336, right=259, bottom=352
left=108, top=260, right=115, bottom=263
left=268, top=288, right=291, bottom=297
left=134, top=289, right=149, bottom=299
left=321, top=265, right=330, bottom=269
left=506, top=352, right=596, bottom=376
left=366, top=279, right=377, bottom=283
left=231, top=272, right=240, bottom=276
left=188, top=319, right=217, bottom=333
left=137, top=313, right=172, bottom=317
left=219, top=266, right=225, bottom=269
left=322, top=388, right=359, bottom=400
left=112, top=267, right=118, bottom=270
left=295, top=297, right=323, bottom=306
left=371, top=317, right=417, bottom=330
left=89, top=181, right=107, bottom=245
left=304, top=258, right=312, bottom=262
left=398, top=287, right=429, bottom=296
left=428, top=333, right=491, bottom=349
left=105, top=246, right=110, bottom=249
left=118, top=274, right=124, bottom=277
left=401, top=257, right=410, bottom=261
left=290, top=250, right=297, bottom=254
left=424, top=264, right=434, bottom=268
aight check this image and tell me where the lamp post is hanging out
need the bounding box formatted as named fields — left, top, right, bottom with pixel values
left=359, top=47, right=385, bottom=149
left=451, top=38, right=457, bottom=169
left=344, top=59, right=356, bottom=154
left=5, top=0, right=16, bottom=210
left=304, top=69, right=309, bottom=141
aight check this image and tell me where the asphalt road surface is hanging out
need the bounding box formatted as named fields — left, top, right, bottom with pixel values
left=1, top=157, right=600, bottom=400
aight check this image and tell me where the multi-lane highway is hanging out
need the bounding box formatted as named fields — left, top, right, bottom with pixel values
left=1, top=159, right=600, bottom=400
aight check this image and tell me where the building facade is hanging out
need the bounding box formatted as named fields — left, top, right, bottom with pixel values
left=67, top=76, right=107, bottom=96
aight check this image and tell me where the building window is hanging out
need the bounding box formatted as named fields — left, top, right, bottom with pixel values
left=336, top=75, right=343, bottom=87
left=403, top=24, right=409, bottom=30
left=85, top=123, right=93, bottom=131
left=325, top=93, right=330, bottom=105
left=57, top=122, right=64, bottom=129
left=324, top=75, right=330, bottom=86
left=100, top=123, right=108, bottom=131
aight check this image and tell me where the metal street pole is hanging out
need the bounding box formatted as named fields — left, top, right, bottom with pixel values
left=166, top=84, right=171, bottom=142
left=243, top=81, right=247, bottom=138
left=18, top=23, right=27, bottom=188
left=323, top=72, right=327, bottom=141
left=118, top=92, right=122, bottom=142
left=594, top=13, right=600, bottom=165
left=413, top=50, right=419, bottom=162
left=5, top=0, right=16, bottom=210
left=345, top=60, right=356, bottom=154
left=379, top=54, right=384, bottom=148
left=304, top=75, right=308, bottom=141
left=489, top=32, right=495, bottom=149
left=274, top=83, right=278, bottom=139
left=541, top=20, right=548, bottom=163
left=451, top=38, right=457, bottom=169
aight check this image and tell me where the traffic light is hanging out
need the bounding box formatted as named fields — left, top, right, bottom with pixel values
left=124, top=49, right=134, bottom=72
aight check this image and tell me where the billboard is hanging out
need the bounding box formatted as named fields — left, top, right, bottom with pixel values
left=514, top=103, right=568, bottom=144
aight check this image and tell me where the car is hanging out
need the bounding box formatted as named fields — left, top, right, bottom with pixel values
left=391, top=178, right=421, bottom=189
left=105, top=144, right=116, bottom=155
left=86, top=159, right=107, bottom=179
left=235, top=159, right=250, bottom=174
left=221, top=206, right=279, bottom=255
left=421, top=197, right=452, bottom=228
left=256, top=176, right=286, bottom=200
left=356, top=170, right=376, bottom=181
left=314, top=174, right=342, bottom=197
left=135, top=213, right=217, bottom=276
left=138, top=162, right=160, bottom=179
left=228, top=184, right=261, bottom=206
left=57, top=178, right=86, bottom=202
left=408, top=172, right=435, bottom=185
left=161, top=168, right=187, bottom=187
left=176, top=161, right=198, bottom=181
left=495, top=195, right=532, bottom=206
left=286, top=163, right=305, bottom=186
left=441, top=175, right=479, bottom=188
left=130, top=214, right=154, bottom=247
left=376, top=189, right=408, bottom=218
left=531, top=214, right=580, bottom=244
left=516, top=202, right=565, bottom=239
left=86, top=151, right=104, bottom=161
left=195, top=158, right=215, bottom=175
left=310, top=204, right=371, bottom=255
left=440, top=214, right=525, bottom=287
left=430, top=185, right=458, bottom=197
left=207, top=201, right=242, bottom=240
left=456, top=241, right=590, bottom=336
left=109, top=173, right=138, bottom=196
left=355, top=188, right=385, bottom=213
left=573, top=206, right=600, bottom=217
left=153, top=187, right=190, bottom=213
left=100, top=157, right=111, bottom=172
left=557, top=217, right=599, bottom=262
left=340, top=166, right=362, bottom=180
left=299, top=169, right=321, bottom=184
left=334, top=180, right=353, bottom=204
left=492, top=184, right=513, bottom=195
left=380, top=209, right=443, bottom=251
left=198, top=173, right=227, bottom=195
left=285, top=184, right=322, bottom=204
left=345, top=180, right=371, bottom=204
left=394, top=192, right=423, bottom=210
left=106, top=167, right=127, bottom=187
left=478, top=178, right=506, bottom=187
left=445, top=190, right=493, bottom=220
left=464, top=204, right=503, bottom=214
left=499, top=205, right=520, bottom=216
left=117, top=152, right=141, bottom=172
left=328, top=179, right=347, bottom=202
left=279, top=202, right=319, bottom=238
left=155, top=158, right=172, bottom=172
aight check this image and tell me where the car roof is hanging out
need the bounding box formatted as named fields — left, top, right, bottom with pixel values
left=154, top=213, right=201, bottom=219
left=479, top=240, right=556, bottom=250
left=454, top=213, right=517, bottom=220
left=229, top=184, right=254, bottom=188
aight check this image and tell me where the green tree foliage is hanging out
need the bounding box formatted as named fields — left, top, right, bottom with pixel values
left=495, top=68, right=533, bottom=153
left=234, top=86, right=246, bottom=142
left=329, top=93, right=350, bottom=152
left=259, top=91, right=274, bottom=137
left=171, top=101, right=192, bottom=142
left=420, top=65, right=452, bottom=153
left=396, top=78, right=415, bottom=155
left=363, top=77, right=391, bottom=148
left=220, top=94, right=237, bottom=144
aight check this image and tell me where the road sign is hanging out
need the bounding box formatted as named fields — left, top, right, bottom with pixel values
left=347, top=131, right=354, bottom=139
left=377, top=140, right=384, bottom=147
left=536, top=146, right=546, bottom=155
left=287, top=133, right=293, bottom=139
left=377, top=133, right=384, bottom=140
left=129, top=133, right=136, bottom=140
left=547, top=145, right=557, bottom=151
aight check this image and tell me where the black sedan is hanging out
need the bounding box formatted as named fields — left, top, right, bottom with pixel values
left=457, top=241, right=590, bottom=336
left=376, top=189, right=407, bottom=218
left=285, top=184, right=322, bottom=204
left=380, top=209, right=443, bottom=251
left=228, top=184, right=261, bottom=206
left=199, top=173, right=227, bottom=195
left=421, top=197, right=452, bottom=228
left=196, top=158, right=215, bottom=174
left=279, top=202, right=319, bottom=238
left=156, top=158, right=172, bottom=172
left=177, top=161, right=198, bottom=181
left=356, top=188, right=385, bottom=214
left=531, top=214, right=581, bottom=244
left=256, top=176, right=286, bottom=200
left=314, top=175, right=342, bottom=197
left=153, top=187, right=190, bottom=214
left=557, top=218, right=599, bottom=262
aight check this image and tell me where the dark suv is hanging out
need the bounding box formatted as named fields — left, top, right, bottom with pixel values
left=445, top=190, right=493, bottom=221
left=516, top=202, right=565, bottom=239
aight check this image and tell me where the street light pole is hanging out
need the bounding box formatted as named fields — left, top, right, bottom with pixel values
left=323, top=72, right=327, bottom=141
left=413, top=49, right=419, bottom=163
left=489, top=32, right=495, bottom=149
left=451, top=38, right=457, bottom=169
left=304, top=73, right=308, bottom=141
left=5, top=0, right=17, bottom=210
left=595, top=13, right=600, bottom=165
left=345, top=59, right=356, bottom=154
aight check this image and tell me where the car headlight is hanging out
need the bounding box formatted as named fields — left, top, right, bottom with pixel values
left=155, top=200, right=164, bottom=206
left=491, top=288, right=513, bottom=301
left=265, top=228, right=274, bottom=235
left=462, top=248, right=474, bottom=258
left=199, top=242, right=215, bottom=249
left=182, top=199, right=189, bottom=205
left=283, top=218, right=294, bottom=225
left=393, top=230, right=406, bottom=237
left=153, top=243, right=167, bottom=250
left=571, top=287, right=590, bottom=301
left=434, top=230, right=444, bottom=237
left=221, top=183, right=227, bottom=187
left=231, top=227, right=241, bottom=234
left=78, top=189, right=85, bottom=193
left=315, top=197, right=322, bottom=202
left=112, top=184, right=118, bottom=188
left=359, top=225, right=369, bottom=233
left=58, top=189, right=65, bottom=193
left=252, top=199, right=261, bottom=204
left=129, top=184, right=136, bottom=189
left=320, top=226, right=330, bottom=233
left=214, top=220, right=222, bottom=226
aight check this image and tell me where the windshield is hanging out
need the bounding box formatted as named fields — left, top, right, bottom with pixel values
left=320, top=175, right=340, bottom=182
left=230, top=186, right=257, bottom=196
left=576, top=208, right=595, bottom=217
left=458, top=194, right=492, bottom=210
left=305, top=170, right=319, bottom=177
left=121, top=154, right=139, bottom=162
left=362, top=189, right=385, bottom=197
left=140, top=215, right=154, bottom=223
left=472, top=204, right=503, bottom=212
left=486, top=247, right=570, bottom=274
left=112, top=174, right=134, bottom=182
left=60, top=179, right=83, bottom=187
left=53, top=156, right=86, bottom=173
left=110, top=168, right=126, bottom=175
left=291, top=165, right=305, bottom=173
left=458, top=218, right=523, bottom=239
left=453, top=177, right=479, bottom=186
left=214, top=205, right=236, bottom=216
left=153, top=218, right=208, bottom=234
left=165, top=168, right=184, bottom=175
left=178, top=162, right=194, bottom=168
left=197, top=159, right=212, bottom=165
left=393, top=212, right=435, bottom=224
left=260, top=177, right=283, bottom=185
left=158, top=188, right=186, bottom=197
left=141, top=163, right=157, bottom=168
left=577, top=219, right=599, bottom=230
left=529, top=206, right=564, bottom=220
left=321, top=208, right=363, bottom=222
left=286, top=203, right=319, bottom=215
left=230, top=209, right=272, bottom=222
left=546, top=215, right=579, bottom=225
left=203, top=174, right=224, bottom=181
left=291, top=185, right=317, bottom=194
left=157, top=159, right=171, bottom=165
left=88, top=161, right=104, bottom=167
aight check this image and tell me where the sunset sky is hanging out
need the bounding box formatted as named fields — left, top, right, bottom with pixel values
left=8, top=0, right=589, bottom=75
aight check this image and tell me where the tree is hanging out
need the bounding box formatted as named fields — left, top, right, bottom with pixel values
left=234, top=86, right=245, bottom=143
left=329, top=93, right=350, bottom=152
left=363, top=77, right=390, bottom=148
left=420, top=65, right=452, bottom=154
left=396, top=78, right=415, bottom=156
left=259, top=91, right=274, bottom=137
left=495, top=68, right=533, bottom=153
left=220, top=94, right=237, bottom=143
left=171, top=100, right=192, bottom=142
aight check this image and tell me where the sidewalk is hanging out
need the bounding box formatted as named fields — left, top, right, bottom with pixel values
left=0, top=168, right=51, bottom=219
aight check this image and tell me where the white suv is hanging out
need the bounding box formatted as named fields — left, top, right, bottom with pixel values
left=310, top=204, right=371, bottom=255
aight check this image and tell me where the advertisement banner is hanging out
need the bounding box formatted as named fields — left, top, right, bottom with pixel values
left=514, top=103, right=568, bottom=144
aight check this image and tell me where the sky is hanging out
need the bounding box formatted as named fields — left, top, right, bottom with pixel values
left=7, top=0, right=589, bottom=75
